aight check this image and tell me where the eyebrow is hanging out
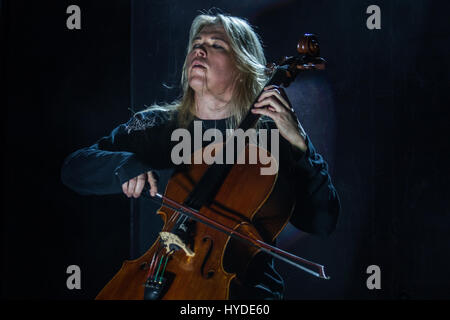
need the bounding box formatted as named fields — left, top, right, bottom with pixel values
left=193, top=33, right=228, bottom=43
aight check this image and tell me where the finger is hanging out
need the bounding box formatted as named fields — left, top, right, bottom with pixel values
left=251, top=107, right=278, bottom=120
left=264, top=85, right=278, bottom=91
left=147, top=172, right=158, bottom=197
left=133, top=174, right=146, bottom=198
left=257, top=89, right=291, bottom=111
left=127, top=177, right=137, bottom=197
left=264, top=85, right=291, bottom=107
left=254, top=96, right=288, bottom=114
left=122, top=181, right=130, bottom=197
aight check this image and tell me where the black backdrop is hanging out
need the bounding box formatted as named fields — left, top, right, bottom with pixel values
left=2, top=0, right=450, bottom=300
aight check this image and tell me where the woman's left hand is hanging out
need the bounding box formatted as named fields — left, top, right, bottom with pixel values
left=251, top=85, right=308, bottom=152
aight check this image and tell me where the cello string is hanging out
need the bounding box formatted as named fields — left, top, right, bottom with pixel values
left=153, top=254, right=165, bottom=282
left=168, top=211, right=180, bottom=224
left=159, top=251, right=173, bottom=283
left=180, top=215, right=189, bottom=227
left=172, top=211, right=190, bottom=234
left=149, top=246, right=164, bottom=279
left=145, top=252, right=157, bottom=279
left=148, top=253, right=159, bottom=279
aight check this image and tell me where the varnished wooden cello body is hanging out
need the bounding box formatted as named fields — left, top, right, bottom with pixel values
left=96, top=34, right=328, bottom=300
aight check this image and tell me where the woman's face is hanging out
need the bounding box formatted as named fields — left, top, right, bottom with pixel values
left=187, top=25, right=237, bottom=101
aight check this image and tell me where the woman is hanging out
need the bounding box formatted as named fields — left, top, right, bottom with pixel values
left=61, top=12, right=340, bottom=300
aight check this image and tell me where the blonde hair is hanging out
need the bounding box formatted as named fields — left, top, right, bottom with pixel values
left=148, top=12, right=268, bottom=129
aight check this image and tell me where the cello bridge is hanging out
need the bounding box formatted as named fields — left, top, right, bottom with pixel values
left=159, top=231, right=195, bottom=257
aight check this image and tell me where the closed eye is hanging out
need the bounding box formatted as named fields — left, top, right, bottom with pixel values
left=192, top=43, right=224, bottom=50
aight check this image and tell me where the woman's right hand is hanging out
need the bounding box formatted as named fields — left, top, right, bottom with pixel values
left=122, top=171, right=158, bottom=198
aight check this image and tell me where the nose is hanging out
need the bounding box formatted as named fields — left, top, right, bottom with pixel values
left=193, top=44, right=207, bottom=57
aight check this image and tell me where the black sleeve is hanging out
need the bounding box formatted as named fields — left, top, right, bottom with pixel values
left=60, top=110, right=172, bottom=196
left=287, top=135, right=341, bottom=236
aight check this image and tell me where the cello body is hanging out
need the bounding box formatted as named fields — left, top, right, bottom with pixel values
left=96, top=144, right=295, bottom=300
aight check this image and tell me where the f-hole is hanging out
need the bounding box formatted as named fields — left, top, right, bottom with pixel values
left=200, top=237, right=215, bottom=279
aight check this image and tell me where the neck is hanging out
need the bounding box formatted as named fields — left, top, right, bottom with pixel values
left=193, top=91, right=233, bottom=120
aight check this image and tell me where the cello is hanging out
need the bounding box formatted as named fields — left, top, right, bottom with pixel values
left=96, top=34, right=328, bottom=300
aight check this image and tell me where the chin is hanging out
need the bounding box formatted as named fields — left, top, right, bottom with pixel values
left=189, top=78, right=207, bottom=92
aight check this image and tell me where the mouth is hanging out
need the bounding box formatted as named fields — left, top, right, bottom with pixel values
left=191, top=60, right=207, bottom=70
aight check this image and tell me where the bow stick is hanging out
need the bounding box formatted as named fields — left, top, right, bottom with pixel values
left=149, top=192, right=330, bottom=280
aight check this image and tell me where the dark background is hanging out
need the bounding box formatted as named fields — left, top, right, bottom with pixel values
left=2, top=0, right=449, bottom=300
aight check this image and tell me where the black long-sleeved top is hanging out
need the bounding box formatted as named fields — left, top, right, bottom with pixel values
left=61, top=108, right=340, bottom=299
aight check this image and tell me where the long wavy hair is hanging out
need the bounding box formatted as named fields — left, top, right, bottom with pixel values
left=149, top=13, right=268, bottom=129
